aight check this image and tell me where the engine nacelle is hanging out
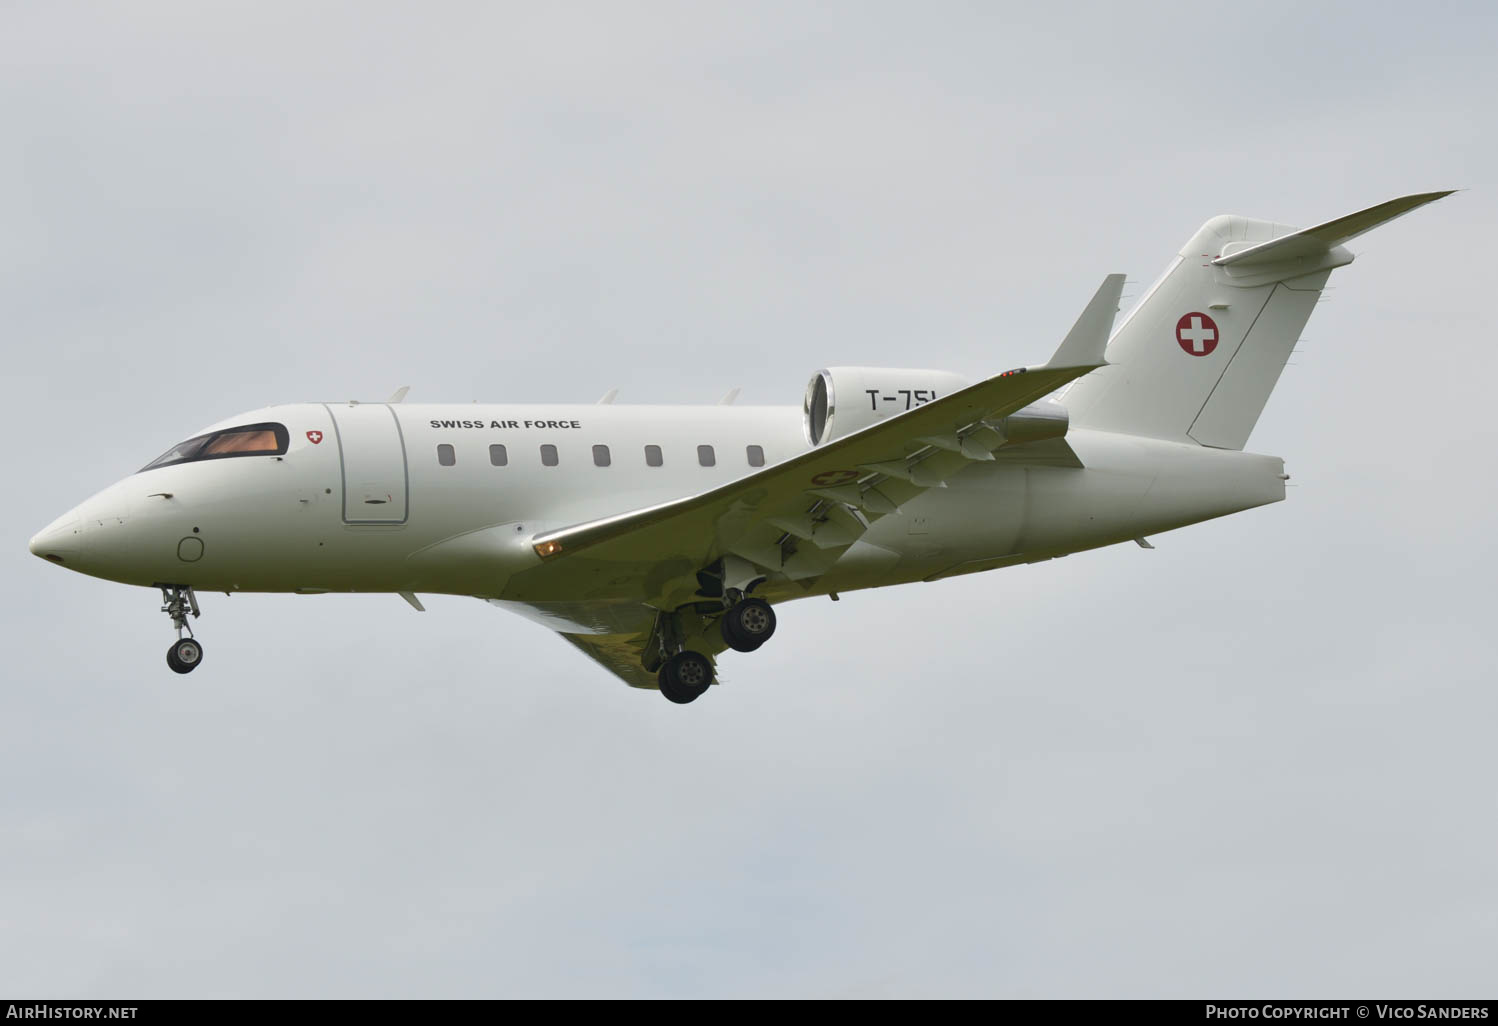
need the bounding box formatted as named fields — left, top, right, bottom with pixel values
left=803, top=367, right=972, bottom=445
left=994, top=399, right=1069, bottom=445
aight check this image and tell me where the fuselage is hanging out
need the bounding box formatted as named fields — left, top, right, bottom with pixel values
left=29, top=400, right=1286, bottom=628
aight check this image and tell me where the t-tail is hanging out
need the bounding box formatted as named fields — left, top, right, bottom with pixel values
left=1063, top=191, right=1453, bottom=449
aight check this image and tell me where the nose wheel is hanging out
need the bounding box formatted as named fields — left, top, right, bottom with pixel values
left=167, top=637, right=204, bottom=674
left=159, top=585, right=204, bottom=675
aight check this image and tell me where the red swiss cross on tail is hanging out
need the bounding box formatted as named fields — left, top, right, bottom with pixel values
left=306, top=430, right=324, bottom=444
left=1175, top=312, right=1219, bottom=356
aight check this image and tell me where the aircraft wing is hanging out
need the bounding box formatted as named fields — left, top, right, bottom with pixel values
left=557, top=630, right=661, bottom=689
left=514, top=275, right=1124, bottom=614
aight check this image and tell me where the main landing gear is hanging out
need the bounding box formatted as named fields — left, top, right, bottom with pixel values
left=720, top=596, right=776, bottom=653
left=658, top=650, right=713, bottom=705
left=160, top=585, right=204, bottom=675
left=653, top=593, right=780, bottom=706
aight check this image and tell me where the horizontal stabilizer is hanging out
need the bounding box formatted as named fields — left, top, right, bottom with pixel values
left=1046, top=273, right=1126, bottom=369
left=1212, top=191, right=1454, bottom=268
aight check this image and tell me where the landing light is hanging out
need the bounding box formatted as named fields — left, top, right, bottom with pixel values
left=534, top=540, right=563, bottom=558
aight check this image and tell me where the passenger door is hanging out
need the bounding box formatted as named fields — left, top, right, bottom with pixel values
left=325, top=403, right=409, bottom=524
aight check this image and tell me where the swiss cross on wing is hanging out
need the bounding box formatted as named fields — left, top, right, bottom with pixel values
left=306, top=430, right=324, bottom=444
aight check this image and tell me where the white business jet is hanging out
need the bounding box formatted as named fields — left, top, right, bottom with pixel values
left=29, top=192, right=1450, bottom=703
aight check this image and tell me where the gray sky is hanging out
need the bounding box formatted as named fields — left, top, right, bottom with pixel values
left=4, top=1, right=1496, bottom=998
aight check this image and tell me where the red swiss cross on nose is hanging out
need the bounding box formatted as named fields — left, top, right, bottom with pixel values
left=1175, top=312, right=1219, bottom=357
left=306, top=430, right=324, bottom=444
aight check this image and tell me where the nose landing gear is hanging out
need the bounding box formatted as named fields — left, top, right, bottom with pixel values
left=160, top=585, right=204, bottom=675
left=167, top=636, right=204, bottom=674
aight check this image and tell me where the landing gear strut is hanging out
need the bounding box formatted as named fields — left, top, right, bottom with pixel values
left=160, top=585, right=204, bottom=675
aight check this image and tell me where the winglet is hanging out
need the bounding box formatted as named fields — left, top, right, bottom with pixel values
left=1212, top=191, right=1455, bottom=268
left=1046, top=273, right=1126, bottom=369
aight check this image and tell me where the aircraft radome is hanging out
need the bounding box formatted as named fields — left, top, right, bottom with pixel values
left=29, top=192, right=1452, bottom=704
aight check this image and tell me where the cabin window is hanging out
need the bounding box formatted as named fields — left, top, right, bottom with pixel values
left=489, top=444, right=508, bottom=467
left=698, top=445, right=716, bottom=467
left=593, top=444, right=611, bottom=467
left=645, top=445, right=663, bottom=467
left=140, top=422, right=289, bottom=472
left=746, top=445, right=765, bottom=467
left=540, top=444, right=559, bottom=467
left=437, top=444, right=456, bottom=467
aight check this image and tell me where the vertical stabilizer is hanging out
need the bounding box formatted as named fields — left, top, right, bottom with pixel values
left=1063, top=192, right=1452, bottom=449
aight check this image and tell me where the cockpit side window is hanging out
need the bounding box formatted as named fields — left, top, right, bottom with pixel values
left=140, top=423, right=289, bottom=472
left=202, top=428, right=281, bottom=456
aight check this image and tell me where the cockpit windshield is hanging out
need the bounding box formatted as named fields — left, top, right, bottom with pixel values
left=140, top=423, right=289, bottom=472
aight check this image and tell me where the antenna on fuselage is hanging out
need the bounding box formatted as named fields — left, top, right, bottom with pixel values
left=597, top=388, right=619, bottom=404
left=718, top=387, right=741, bottom=405
left=387, top=386, right=410, bottom=403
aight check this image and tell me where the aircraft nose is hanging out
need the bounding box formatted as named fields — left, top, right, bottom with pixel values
left=28, top=510, right=83, bottom=566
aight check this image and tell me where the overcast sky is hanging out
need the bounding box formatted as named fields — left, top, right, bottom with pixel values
left=5, top=1, right=1496, bottom=998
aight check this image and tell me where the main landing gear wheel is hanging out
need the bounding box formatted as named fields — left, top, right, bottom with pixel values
left=167, top=637, right=204, bottom=675
left=658, top=650, right=714, bottom=705
left=721, top=597, right=776, bottom=653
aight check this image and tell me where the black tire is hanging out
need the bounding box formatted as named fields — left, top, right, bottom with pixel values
left=657, top=667, right=693, bottom=704
left=720, top=597, right=776, bottom=653
left=168, top=637, right=203, bottom=675
left=658, top=651, right=713, bottom=704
